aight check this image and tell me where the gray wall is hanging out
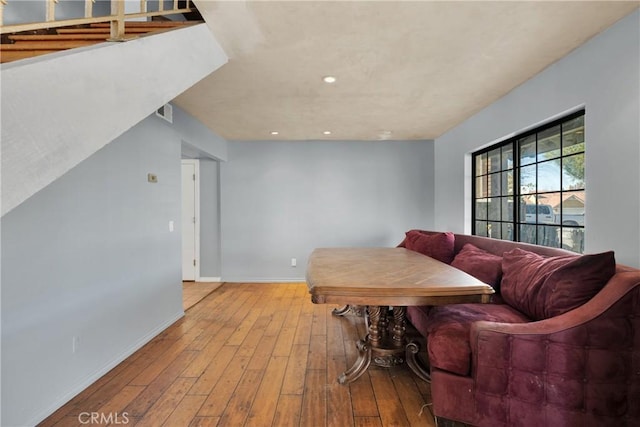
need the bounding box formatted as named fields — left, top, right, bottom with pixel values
left=1, top=116, right=184, bottom=426
left=199, top=159, right=222, bottom=278
left=172, top=103, right=227, bottom=279
left=434, top=10, right=640, bottom=267
left=174, top=104, right=228, bottom=162
left=220, top=140, right=434, bottom=281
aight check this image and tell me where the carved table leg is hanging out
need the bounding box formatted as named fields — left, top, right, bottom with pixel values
left=332, top=305, right=352, bottom=316
left=338, top=340, right=371, bottom=384
left=406, top=341, right=431, bottom=382
left=392, top=306, right=406, bottom=347
left=368, top=305, right=383, bottom=347
left=332, top=305, right=365, bottom=317
left=379, top=307, right=389, bottom=341
left=369, top=306, right=404, bottom=368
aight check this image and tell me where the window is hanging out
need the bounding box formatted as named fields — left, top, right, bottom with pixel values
left=472, top=111, right=585, bottom=253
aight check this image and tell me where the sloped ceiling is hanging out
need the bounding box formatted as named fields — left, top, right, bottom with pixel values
left=178, top=0, right=639, bottom=141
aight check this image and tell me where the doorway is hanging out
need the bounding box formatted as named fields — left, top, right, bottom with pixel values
left=181, top=159, right=199, bottom=281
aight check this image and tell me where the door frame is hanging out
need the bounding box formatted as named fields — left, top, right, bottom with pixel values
left=181, top=159, right=201, bottom=281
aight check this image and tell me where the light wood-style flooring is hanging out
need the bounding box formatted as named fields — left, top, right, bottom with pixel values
left=183, top=281, right=224, bottom=311
left=39, top=283, right=438, bottom=427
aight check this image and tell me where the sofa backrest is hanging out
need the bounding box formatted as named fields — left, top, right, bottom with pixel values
left=453, top=233, right=576, bottom=258
left=405, top=229, right=640, bottom=279
left=403, top=230, right=576, bottom=259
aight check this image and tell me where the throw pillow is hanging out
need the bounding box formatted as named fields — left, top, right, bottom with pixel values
left=451, top=243, right=503, bottom=289
left=501, top=248, right=615, bottom=320
left=404, top=230, right=455, bottom=264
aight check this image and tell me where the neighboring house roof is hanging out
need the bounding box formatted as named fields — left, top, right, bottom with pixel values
left=526, top=192, right=585, bottom=212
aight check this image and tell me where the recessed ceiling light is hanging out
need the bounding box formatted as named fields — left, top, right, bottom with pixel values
left=270, top=131, right=279, bottom=135
left=323, top=131, right=332, bottom=135
left=378, top=130, right=393, bottom=140
left=322, top=76, right=336, bottom=83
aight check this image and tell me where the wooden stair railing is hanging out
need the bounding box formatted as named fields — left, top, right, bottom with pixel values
left=1, top=20, right=202, bottom=64
left=0, top=0, right=202, bottom=64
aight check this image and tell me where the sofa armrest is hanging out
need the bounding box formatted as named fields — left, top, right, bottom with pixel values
left=467, top=272, right=640, bottom=425
left=470, top=271, right=639, bottom=338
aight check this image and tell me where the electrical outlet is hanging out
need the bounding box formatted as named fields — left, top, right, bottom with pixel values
left=291, top=258, right=297, bottom=267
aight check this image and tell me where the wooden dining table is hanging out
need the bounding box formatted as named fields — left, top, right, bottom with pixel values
left=306, top=247, right=494, bottom=384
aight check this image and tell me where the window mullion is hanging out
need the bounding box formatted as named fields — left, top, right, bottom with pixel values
left=514, top=140, right=520, bottom=242
left=471, top=110, right=584, bottom=252
left=559, top=123, right=564, bottom=248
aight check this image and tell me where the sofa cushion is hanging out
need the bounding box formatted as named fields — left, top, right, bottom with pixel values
left=426, top=303, right=530, bottom=376
left=404, top=230, right=455, bottom=264
left=501, top=248, right=616, bottom=320
left=451, top=243, right=503, bottom=289
left=407, top=305, right=433, bottom=338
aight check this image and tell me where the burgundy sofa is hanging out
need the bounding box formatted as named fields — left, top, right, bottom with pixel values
left=400, top=230, right=640, bottom=427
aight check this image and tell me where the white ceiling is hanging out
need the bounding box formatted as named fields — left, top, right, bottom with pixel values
left=176, top=1, right=638, bottom=141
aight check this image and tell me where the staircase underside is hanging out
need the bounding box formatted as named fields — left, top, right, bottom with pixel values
left=1, top=23, right=228, bottom=216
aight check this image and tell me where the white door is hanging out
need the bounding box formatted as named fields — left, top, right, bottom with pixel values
left=181, top=160, right=198, bottom=281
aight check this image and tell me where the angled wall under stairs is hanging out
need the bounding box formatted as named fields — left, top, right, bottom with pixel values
left=1, top=22, right=228, bottom=216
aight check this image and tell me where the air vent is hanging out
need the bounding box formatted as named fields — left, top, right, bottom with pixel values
left=156, top=103, right=173, bottom=123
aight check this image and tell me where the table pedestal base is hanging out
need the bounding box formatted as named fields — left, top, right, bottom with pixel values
left=337, top=305, right=431, bottom=384
left=406, top=341, right=431, bottom=382
left=338, top=340, right=371, bottom=384
left=332, top=305, right=365, bottom=317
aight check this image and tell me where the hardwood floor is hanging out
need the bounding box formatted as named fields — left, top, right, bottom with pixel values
left=182, top=282, right=224, bottom=311
left=38, top=283, right=438, bottom=427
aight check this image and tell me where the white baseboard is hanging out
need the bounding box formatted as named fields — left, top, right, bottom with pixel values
left=222, top=278, right=306, bottom=283
left=197, top=276, right=221, bottom=282
left=29, top=310, right=184, bottom=427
